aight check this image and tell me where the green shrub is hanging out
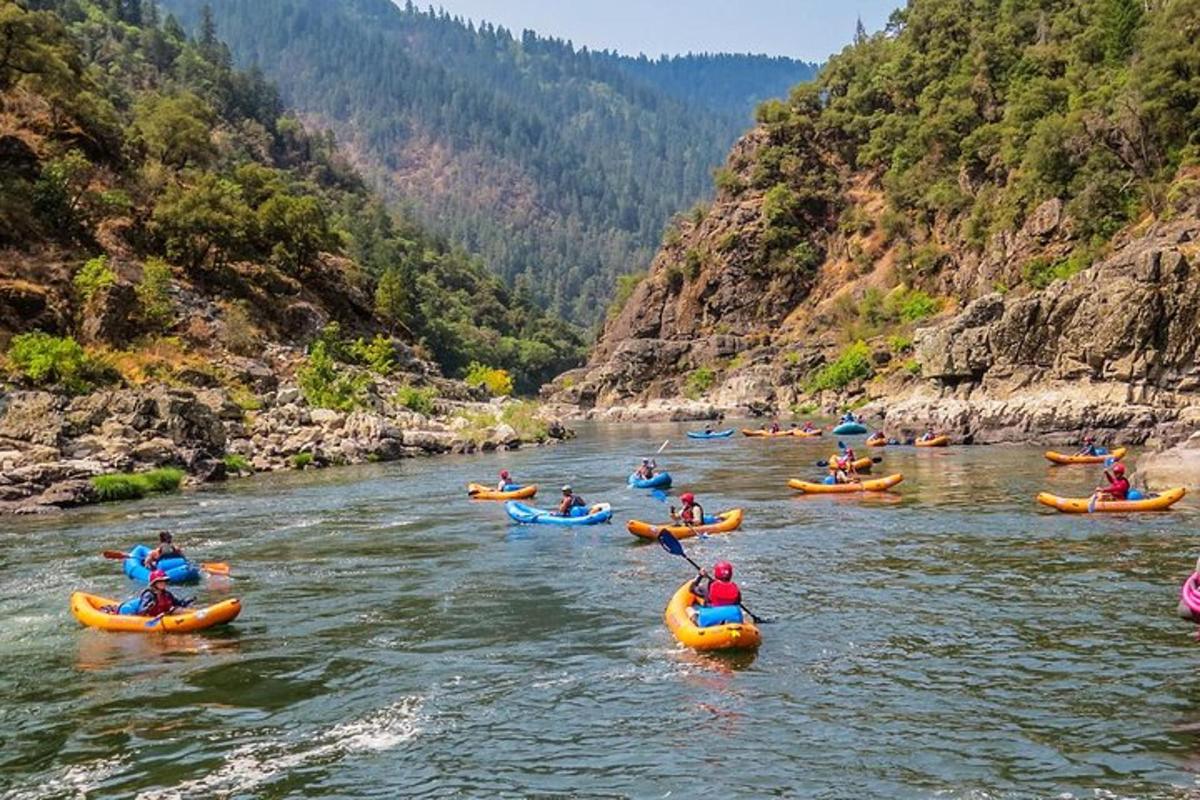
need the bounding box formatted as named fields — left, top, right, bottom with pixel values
left=73, top=255, right=117, bottom=301
left=608, top=271, right=646, bottom=319
left=783, top=351, right=802, bottom=366
left=791, top=402, right=818, bottom=416
left=713, top=166, right=745, bottom=194
left=464, top=362, right=514, bottom=397
left=298, top=340, right=367, bottom=411
left=904, top=358, right=922, bottom=375
left=228, top=385, right=262, bottom=411
left=683, top=366, right=717, bottom=400
left=91, top=467, right=184, bottom=502
left=222, top=454, right=252, bottom=474
left=347, top=334, right=395, bottom=375
left=683, top=249, right=703, bottom=280
left=885, top=287, right=942, bottom=323
left=395, top=384, right=437, bottom=415
left=7, top=332, right=95, bottom=394
left=291, top=452, right=314, bottom=469
left=887, top=334, right=914, bottom=353
left=1022, top=255, right=1085, bottom=290
left=136, top=257, right=174, bottom=329
left=500, top=400, right=550, bottom=441
left=805, top=341, right=873, bottom=393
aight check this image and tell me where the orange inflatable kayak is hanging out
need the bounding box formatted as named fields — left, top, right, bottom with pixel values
left=467, top=482, right=537, bottom=500
left=827, top=454, right=873, bottom=473
left=742, top=429, right=794, bottom=437
left=1043, top=447, right=1127, bottom=465
left=915, top=435, right=950, bottom=447
left=664, top=580, right=761, bottom=652
left=627, top=508, right=744, bottom=540
left=793, top=429, right=823, bottom=437
left=865, top=436, right=887, bottom=447
left=788, top=473, right=904, bottom=494
left=70, top=592, right=241, bottom=633
left=1035, top=487, right=1186, bottom=513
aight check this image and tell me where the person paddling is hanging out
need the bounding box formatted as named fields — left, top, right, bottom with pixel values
left=768, top=420, right=781, bottom=434
left=496, top=470, right=514, bottom=491
left=557, top=485, right=586, bottom=516
left=801, top=420, right=818, bottom=433
left=143, top=531, right=184, bottom=570
left=636, top=458, right=656, bottom=480
left=685, top=561, right=742, bottom=625
left=1075, top=436, right=1099, bottom=457
left=104, top=569, right=193, bottom=616
left=670, top=492, right=705, bottom=526
left=1095, top=462, right=1130, bottom=501
left=919, top=427, right=937, bottom=442
left=833, top=447, right=860, bottom=483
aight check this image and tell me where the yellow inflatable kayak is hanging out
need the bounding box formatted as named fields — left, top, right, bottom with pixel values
left=467, top=482, right=538, bottom=501
left=1035, top=487, right=1186, bottom=513
left=742, top=429, right=794, bottom=437
left=788, top=473, right=904, bottom=494
left=915, top=435, right=950, bottom=447
left=70, top=592, right=242, bottom=633
left=865, top=435, right=887, bottom=447
left=827, top=454, right=873, bottom=473
left=1044, top=447, right=1127, bottom=465
left=627, top=508, right=744, bottom=540
left=793, top=429, right=823, bottom=437
left=664, top=580, right=761, bottom=652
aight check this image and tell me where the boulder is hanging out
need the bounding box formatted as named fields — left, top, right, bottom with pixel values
left=79, top=282, right=140, bottom=345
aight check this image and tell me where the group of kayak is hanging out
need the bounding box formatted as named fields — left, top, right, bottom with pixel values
left=71, top=531, right=241, bottom=634
left=1037, top=436, right=1187, bottom=512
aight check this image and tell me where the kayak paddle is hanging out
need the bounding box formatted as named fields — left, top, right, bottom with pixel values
left=101, top=551, right=230, bottom=576
left=655, top=530, right=771, bottom=624
left=144, top=612, right=167, bottom=628
left=815, top=456, right=883, bottom=467
left=656, top=439, right=670, bottom=454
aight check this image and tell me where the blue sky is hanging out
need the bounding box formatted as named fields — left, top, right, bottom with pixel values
left=432, top=0, right=902, bottom=61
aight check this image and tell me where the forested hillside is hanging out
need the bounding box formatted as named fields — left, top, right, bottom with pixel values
left=556, top=0, right=1200, bottom=420
left=1, top=0, right=583, bottom=392
left=160, top=0, right=818, bottom=322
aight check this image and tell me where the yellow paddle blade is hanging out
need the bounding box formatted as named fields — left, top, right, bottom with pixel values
left=201, top=562, right=230, bottom=575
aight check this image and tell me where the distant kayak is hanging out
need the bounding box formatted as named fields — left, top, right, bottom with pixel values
left=832, top=422, right=868, bottom=435
left=505, top=500, right=613, bottom=525
left=628, top=471, right=672, bottom=489
left=793, top=429, right=823, bottom=437
left=467, top=483, right=538, bottom=501
left=1044, top=447, right=1126, bottom=465
left=664, top=580, right=760, bottom=652
left=827, top=454, right=873, bottom=473
left=915, top=435, right=950, bottom=447
left=123, top=545, right=200, bottom=584
left=788, top=473, right=904, bottom=494
left=742, top=429, right=794, bottom=437
left=865, top=435, right=887, bottom=447
left=1035, top=487, right=1185, bottom=513
left=686, top=429, right=734, bottom=439
left=626, top=508, right=745, bottom=540
left=70, top=592, right=241, bottom=634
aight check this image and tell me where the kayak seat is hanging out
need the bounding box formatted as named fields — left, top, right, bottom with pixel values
left=695, top=605, right=743, bottom=628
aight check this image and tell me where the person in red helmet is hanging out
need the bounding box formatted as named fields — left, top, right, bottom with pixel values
left=104, top=569, right=193, bottom=616
left=834, top=447, right=859, bottom=484
left=686, top=560, right=742, bottom=625
left=670, top=492, right=705, bottom=526
left=1096, top=462, right=1130, bottom=501
left=1076, top=435, right=1099, bottom=457
left=496, top=469, right=514, bottom=492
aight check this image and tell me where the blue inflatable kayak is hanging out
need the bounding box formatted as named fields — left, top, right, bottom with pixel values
left=686, top=429, right=734, bottom=439
left=832, top=422, right=868, bottom=435
left=505, top=501, right=613, bottom=526
left=628, top=471, right=672, bottom=489
left=123, top=544, right=201, bottom=584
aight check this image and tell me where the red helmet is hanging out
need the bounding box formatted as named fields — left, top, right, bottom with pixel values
left=846, top=448, right=856, bottom=458
left=1112, top=462, right=1126, bottom=475
left=1085, top=435, right=1096, bottom=443
left=148, top=569, right=169, bottom=586
left=500, top=470, right=510, bottom=479
left=713, top=561, right=733, bottom=581
left=680, top=492, right=695, bottom=504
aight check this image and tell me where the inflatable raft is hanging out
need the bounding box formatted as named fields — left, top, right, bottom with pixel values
left=832, top=422, right=868, bottom=435
left=742, top=429, right=793, bottom=437
left=865, top=435, right=887, bottom=447
left=1035, top=487, right=1186, bottom=513
left=827, top=454, right=873, bottom=473
left=793, top=429, right=823, bottom=437
left=664, top=580, right=760, bottom=652
left=1043, top=447, right=1126, bottom=465
left=686, top=429, right=734, bottom=439
left=628, top=471, right=672, bottom=489
left=123, top=545, right=200, bottom=584
left=915, top=435, right=950, bottom=447
left=1180, top=570, right=1200, bottom=621
left=788, top=473, right=904, bottom=494
left=70, top=592, right=241, bottom=634
left=505, top=500, right=613, bottom=525
left=626, top=508, right=745, bottom=540
left=468, top=483, right=538, bottom=501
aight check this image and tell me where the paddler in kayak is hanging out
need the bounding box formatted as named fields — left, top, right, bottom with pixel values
left=635, top=458, right=657, bottom=480
left=556, top=485, right=587, bottom=516
left=670, top=492, right=705, bottom=526
left=1075, top=436, right=1099, bottom=457
left=833, top=447, right=860, bottom=483
left=496, top=469, right=514, bottom=491
left=919, top=427, right=938, bottom=442
left=800, top=420, right=818, bottom=434
left=143, top=530, right=184, bottom=569
left=102, top=569, right=193, bottom=615
left=685, top=560, right=741, bottom=625
left=768, top=420, right=781, bottom=434
left=1094, top=462, right=1130, bottom=501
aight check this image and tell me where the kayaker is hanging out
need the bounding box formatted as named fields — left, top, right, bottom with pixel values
left=143, top=531, right=184, bottom=569
left=801, top=420, right=817, bottom=433
left=686, top=561, right=741, bottom=624
left=103, top=569, right=193, bottom=616
left=841, top=411, right=855, bottom=423
left=834, top=448, right=859, bottom=483
left=1095, top=462, right=1130, bottom=501
left=920, top=427, right=937, bottom=442
left=769, top=420, right=781, bottom=434
left=703, top=424, right=713, bottom=435
left=557, top=485, right=586, bottom=515
left=670, top=492, right=705, bottom=526
left=496, top=469, right=513, bottom=491
left=1075, top=436, right=1099, bottom=457
left=636, top=458, right=656, bottom=479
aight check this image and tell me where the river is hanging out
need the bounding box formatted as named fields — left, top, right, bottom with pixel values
left=1, top=421, right=1198, bottom=798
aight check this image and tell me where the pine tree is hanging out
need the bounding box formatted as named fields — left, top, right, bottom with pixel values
left=854, top=16, right=867, bottom=45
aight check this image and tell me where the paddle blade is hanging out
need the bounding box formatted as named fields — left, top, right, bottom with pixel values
left=101, top=550, right=129, bottom=561
left=815, top=460, right=830, bottom=467
left=657, top=530, right=685, bottom=556
left=1087, top=493, right=1098, bottom=514
left=144, top=614, right=164, bottom=628
left=871, top=456, right=883, bottom=463
left=201, top=562, right=230, bottom=575
left=650, top=489, right=669, bottom=503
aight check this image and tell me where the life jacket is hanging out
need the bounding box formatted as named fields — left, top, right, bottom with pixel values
left=1106, top=477, right=1130, bottom=500
left=708, top=579, right=741, bottom=607
left=680, top=502, right=704, bottom=525
left=140, top=589, right=176, bottom=617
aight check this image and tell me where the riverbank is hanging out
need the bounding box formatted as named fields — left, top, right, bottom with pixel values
left=0, top=382, right=571, bottom=515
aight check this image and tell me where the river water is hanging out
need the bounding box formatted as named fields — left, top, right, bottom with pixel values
left=2, top=421, right=1199, bottom=798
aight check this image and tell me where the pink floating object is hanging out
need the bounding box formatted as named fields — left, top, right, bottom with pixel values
left=1180, top=572, right=1200, bottom=617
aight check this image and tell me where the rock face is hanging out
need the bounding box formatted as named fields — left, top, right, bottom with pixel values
left=1133, top=432, right=1200, bottom=492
